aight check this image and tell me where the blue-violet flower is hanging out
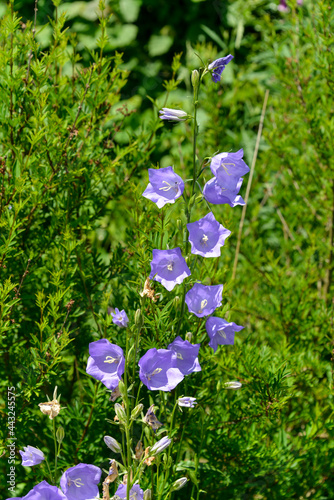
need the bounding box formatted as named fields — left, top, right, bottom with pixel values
left=142, top=167, right=184, bottom=209
left=86, top=339, right=125, bottom=390
left=60, top=463, right=102, bottom=500
left=210, top=149, right=250, bottom=191
left=138, top=348, right=184, bottom=391
left=109, top=308, right=129, bottom=328
left=159, top=108, right=187, bottom=122
left=187, top=212, right=231, bottom=258
left=7, top=481, right=66, bottom=500
left=149, top=248, right=190, bottom=291
left=206, top=317, right=244, bottom=352
left=168, top=336, right=201, bottom=376
left=178, top=397, right=197, bottom=408
left=185, top=283, right=224, bottom=318
left=208, top=54, right=233, bottom=82
left=203, top=177, right=245, bottom=207
left=115, top=484, right=144, bottom=500
left=19, top=446, right=45, bottom=467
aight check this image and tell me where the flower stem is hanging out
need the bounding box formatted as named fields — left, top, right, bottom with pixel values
left=53, top=419, right=58, bottom=482
left=123, top=328, right=132, bottom=500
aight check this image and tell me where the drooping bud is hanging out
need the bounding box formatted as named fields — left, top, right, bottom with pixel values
left=191, top=69, right=200, bottom=89
left=172, top=477, right=188, bottom=491
left=104, top=435, right=122, bottom=454
left=131, top=403, right=144, bottom=420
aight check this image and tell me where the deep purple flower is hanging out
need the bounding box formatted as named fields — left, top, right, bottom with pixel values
left=185, top=283, right=224, bottom=318
left=178, top=397, right=197, bottom=408
left=115, top=484, right=144, bottom=500
left=109, top=308, right=129, bottom=328
left=187, top=212, right=231, bottom=258
left=138, top=348, right=184, bottom=391
left=142, top=167, right=184, bottom=209
left=60, top=463, right=102, bottom=500
left=208, top=54, right=233, bottom=83
left=168, top=336, right=201, bottom=376
left=205, top=316, right=244, bottom=352
left=19, top=445, right=45, bottom=467
left=203, top=177, right=245, bottom=207
left=149, top=248, right=190, bottom=291
left=159, top=108, right=187, bottom=122
left=210, top=149, right=249, bottom=191
left=8, top=481, right=67, bottom=500
left=86, top=339, right=125, bottom=390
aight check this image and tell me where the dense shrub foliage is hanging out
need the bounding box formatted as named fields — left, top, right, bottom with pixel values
left=1, top=1, right=334, bottom=499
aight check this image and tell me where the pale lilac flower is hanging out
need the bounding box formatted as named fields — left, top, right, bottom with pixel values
left=208, top=54, right=233, bottom=82
left=143, top=167, right=184, bottom=209
left=172, top=477, right=188, bottom=490
left=109, top=308, right=129, bottom=328
left=7, top=481, right=67, bottom=500
left=278, top=0, right=288, bottom=11
left=60, top=463, right=102, bottom=500
left=138, top=348, right=184, bottom=391
left=168, top=336, right=201, bottom=375
left=19, top=445, right=45, bottom=466
left=185, top=283, right=224, bottom=318
left=203, top=177, right=245, bottom=207
left=178, top=397, right=197, bottom=408
left=86, top=339, right=125, bottom=390
left=115, top=483, right=144, bottom=500
left=104, top=435, right=122, bottom=454
left=145, top=404, right=163, bottom=433
left=149, top=248, right=190, bottom=291
left=187, top=212, right=231, bottom=257
left=150, top=436, right=171, bottom=454
left=210, top=149, right=249, bottom=191
left=206, top=317, right=244, bottom=352
left=159, top=108, right=187, bottom=121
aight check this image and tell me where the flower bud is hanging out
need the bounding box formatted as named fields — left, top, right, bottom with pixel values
left=172, top=477, right=188, bottom=491
left=135, top=308, right=144, bottom=328
left=118, top=380, right=126, bottom=398
left=176, top=219, right=182, bottom=230
left=143, top=489, right=152, bottom=500
left=224, top=381, right=242, bottom=390
left=150, top=436, right=171, bottom=455
left=104, top=435, right=122, bottom=454
left=56, top=426, right=65, bottom=445
left=185, top=332, right=192, bottom=342
left=114, top=403, right=126, bottom=424
left=131, top=403, right=144, bottom=420
left=191, top=69, right=199, bottom=89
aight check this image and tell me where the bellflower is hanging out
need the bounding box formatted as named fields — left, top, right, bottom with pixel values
left=203, top=177, right=245, bottom=207
left=8, top=481, right=67, bottom=500
left=178, top=397, right=197, bottom=408
left=109, top=308, right=129, bottom=328
left=187, top=212, right=231, bottom=258
left=206, top=316, right=244, bottom=352
left=138, top=348, right=184, bottom=391
left=142, top=167, right=184, bottom=209
left=210, top=149, right=250, bottom=191
left=150, top=436, right=171, bottom=455
left=115, top=483, right=144, bottom=500
left=19, top=445, right=45, bottom=466
left=60, top=463, right=102, bottom=500
left=208, top=54, right=233, bottom=83
left=149, top=248, right=191, bottom=291
left=86, top=339, right=125, bottom=390
left=168, top=336, right=201, bottom=376
left=104, top=435, right=122, bottom=454
left=159, top=108, right=187, bottom=122
left=185, top=282, right=224, bottom=318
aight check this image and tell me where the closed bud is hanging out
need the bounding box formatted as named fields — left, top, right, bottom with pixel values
left=131, top=403, right=144, bottom=420
left=143, top=489, right=152, bottom=500
left=135, top=308, right=143, bottom=328
left=118, top=380, right=126, bottom=397
left=104, top=435, right=122, bottom=454
left=114, top=403, right=126, bottom=423
left=224, top=381, right=242, bottom=390
left=189, top=194, right=196, bottom=207
left=127, top=344, right=135, bottom=363
left=176, top=219, right=182, bottom=230
left=172, top=477, right=188, bottom=491
left=56, top=426, right=65, bottom=445
left=185, top=332, right=192, bottom=342
left=173, top=295, right=180, bottom=309
left=191, top=69, right=199, bottom=89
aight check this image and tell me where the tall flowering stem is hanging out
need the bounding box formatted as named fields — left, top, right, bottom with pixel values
left=192, top=75, right=200, bottom=197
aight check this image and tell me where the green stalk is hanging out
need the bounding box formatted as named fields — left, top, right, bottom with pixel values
left=53, top=419, right=58, bottom=482
left=123, top=330, right=132, bottom=500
